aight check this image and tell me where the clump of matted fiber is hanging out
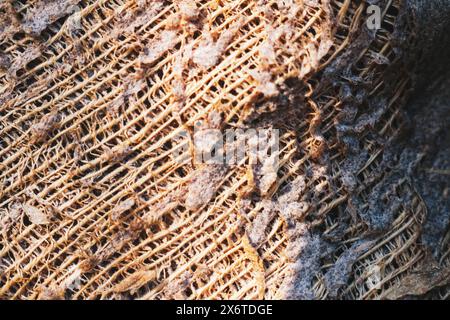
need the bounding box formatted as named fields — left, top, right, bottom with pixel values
left=0, top=0, right=449, bottom=300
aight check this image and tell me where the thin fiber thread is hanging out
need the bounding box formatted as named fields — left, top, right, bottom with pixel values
left=0, top=0, right=441, bottom=299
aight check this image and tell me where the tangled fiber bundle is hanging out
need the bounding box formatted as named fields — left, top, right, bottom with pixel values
left=0, top=0, right=449, bottom=299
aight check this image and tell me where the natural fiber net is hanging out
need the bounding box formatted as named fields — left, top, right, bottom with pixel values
left=0, top=0, right=448, bottom=299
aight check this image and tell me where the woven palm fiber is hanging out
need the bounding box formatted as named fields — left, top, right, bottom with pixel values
left=0, top=0, right=449, bottom=300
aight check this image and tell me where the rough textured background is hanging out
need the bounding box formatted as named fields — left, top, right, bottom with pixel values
left=0, top=0, right=449, bottom=300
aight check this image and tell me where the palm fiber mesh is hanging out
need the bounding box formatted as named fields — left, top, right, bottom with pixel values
left=0, top=0, right=448, bottom=299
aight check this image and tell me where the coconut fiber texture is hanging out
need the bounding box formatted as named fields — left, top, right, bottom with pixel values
left=0, top=0, right=449, bottom=299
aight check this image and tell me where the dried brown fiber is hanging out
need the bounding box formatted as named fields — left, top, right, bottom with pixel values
left=0, top=0, right=449, bottom=300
